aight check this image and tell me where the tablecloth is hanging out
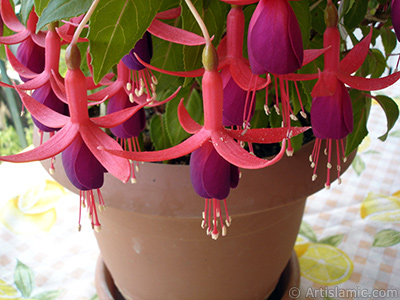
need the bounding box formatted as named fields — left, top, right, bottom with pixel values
left=1, top=101, right=400, bottom=300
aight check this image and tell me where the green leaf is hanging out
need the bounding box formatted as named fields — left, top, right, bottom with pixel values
left=339, top=0, right=355, bottom=17
left=90, top=295, right=100, bottom=300
left=21, top=0, right=34, bottom=24
left=373, top=229, right=400, bottom=247
left=390, top=129, right=400, bottom=138
left=345, top=90, right=371, bottom=157
left=310, top=2, right=326, bottom=35
left=149, top=114, right=172, bottom=151
left=379, top=27, right=397, bottom=58
left=290, top=0, right=311, bottom=48
left=373, top=95, right=399, bottom=141
left=33, top=290, right=64, bottom=300
left=343, top=0, right=368, bottom=30
left=14, top=260, right=35, bottom=298
left=360, top=49, right=386, bottom=78
left=165, top=87, right=203, bottom=146
left=88, top=0, right=163, bottom=83
left=151, top=34, right=184, bottom=93
left=319, top=234, right=344, bottom=247
left=34, top=0, right=50, bottom=16
left=37, top=0, right=92, bottom=30
left=299, top=221, right=318, bottom=243
left=352, top=155, right=365, bottom=176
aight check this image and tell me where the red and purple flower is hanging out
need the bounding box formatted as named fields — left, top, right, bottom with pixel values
left=248, top=0, right=304, bottom=75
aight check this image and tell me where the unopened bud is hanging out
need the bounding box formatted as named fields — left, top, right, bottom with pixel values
left=202, top=44, right=219, bottom=71
left=65, top=44, right=81, bottom=70
left=325, top=1, right=338, bottom=28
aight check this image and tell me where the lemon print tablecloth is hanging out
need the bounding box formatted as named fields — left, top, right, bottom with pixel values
left=1, top=102, right=400, bottom=299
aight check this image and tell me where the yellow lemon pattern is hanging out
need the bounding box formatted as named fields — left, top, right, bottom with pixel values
left=360, top=191, right=400, bottom=222
left=294, top=235, right=310, bottom=258
left=0, top=180, right=66, bottom=234
left=0, top=279, right=19, bottom=299
left=299, top=243, right=354, bottom=286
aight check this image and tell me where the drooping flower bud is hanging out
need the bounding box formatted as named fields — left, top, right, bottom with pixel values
left=62, top=134, right=107, bottom=191
left=31, top=82, right=69, bottom=132
left=190, top=141, right=239, bottom=239
left=190, top=141, right=239, bottom=200
left=325, top=0, right=338, bottom=28
left=107, top=89, right=146, bottom=138
left=247, top=0, right=303, bottom=75
left=122, top=31, right=153, bottom=71
left=310, top=80, right=353, bottom=140
left=16, top=38, right=45, bottom=82
left=221, top=68, right=255, bottom=127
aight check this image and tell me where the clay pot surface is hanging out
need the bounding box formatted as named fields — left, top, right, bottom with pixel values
left=38, top=133, right=355, bottom=300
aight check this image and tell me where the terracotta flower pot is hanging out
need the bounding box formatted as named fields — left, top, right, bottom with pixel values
left=37, top=132, right=355, bottom=300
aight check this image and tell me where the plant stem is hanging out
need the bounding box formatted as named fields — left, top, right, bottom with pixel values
left=71, top=0, right=100, bottom=46
left=184, top=0, right=211, bottom=46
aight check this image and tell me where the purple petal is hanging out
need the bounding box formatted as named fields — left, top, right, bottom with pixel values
left=62, top=134, right=106, bottom=190
left=392, top=0, right=400, bottom=42
left=248, top=0, right=303, bottom=75
left=221, top=68, right=255, bottom=126
left=122, top=31, right=153, bottom=71
left=190, top=142, right=239, bottom=200
left=16, top=37, right=45, bottom=82
left=310, top=80, right=353, bottom=140
left=106, top=89, right=146, bottom=138
left=31, top=82, right=69, bottom=132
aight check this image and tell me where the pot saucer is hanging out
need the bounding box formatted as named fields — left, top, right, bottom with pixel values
left=95, top=251, right=300, bottom=300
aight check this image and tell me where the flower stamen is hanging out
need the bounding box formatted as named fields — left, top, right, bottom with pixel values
left=201, top=198, right=231, bottom=240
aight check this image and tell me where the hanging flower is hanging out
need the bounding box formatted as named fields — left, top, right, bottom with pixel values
left=0, top=44, right=150, bottom=231
left=308, top=0, right=400, bottom=188
left=122, top=31, right=153, bottom=71
left=0, top=0, right=46, bottom=46
left=62, top=134, right=107, bottom=191
left=190, top=141, right=240, bottom=200
left=310, top=80, right=353, bottom=140
left=107, top=89, right=146, bottom=139
left=248, top=0, right=304, bottom=75
left=31, top=82, right=69, bottom=132
left=16, top=38, right=45, bottom=82
left=190, top=141, right=239, bottom=239
left=221, top=67, right=255, bottom=127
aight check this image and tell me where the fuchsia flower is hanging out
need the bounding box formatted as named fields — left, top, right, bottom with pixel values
left=308, top=1, right=400, bottom=188
left=190, top=141, right=239, bottom=239
left=0, top=0, right=46, bottom=46
left=0, top=44, right=149, bottom=231
left=62, top=134, right=107, bottom=191
left=221, top=67, right=254, bottom=127
left=392, top=0, right=400, bottom=41
left=310, top=80, right=353, bottom=140
left=122, top=31, right=153, bottom=71
left=31, top=82, right=69, bottom=132
left=16, top=38, right=45, bottom=82
left=248, top=0, right=304, bottom=75
left=0, top=0, right=46, bottom=80
left=107, top=90, right=146, bottom=139
left=101, top=44, right=310, bottom=238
